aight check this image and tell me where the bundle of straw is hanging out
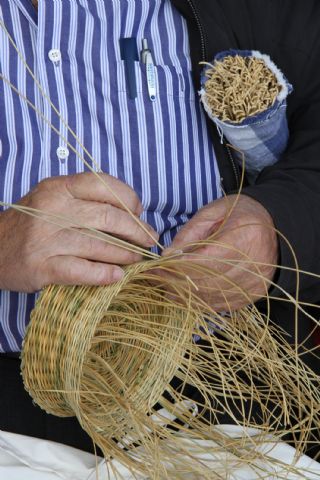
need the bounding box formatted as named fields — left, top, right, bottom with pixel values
left=200, top=50, right=293, bottom=180
left=202, top=54, right=281, bottom=124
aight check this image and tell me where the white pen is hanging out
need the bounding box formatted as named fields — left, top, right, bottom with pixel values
left=141, top=39, right=157, bottom=102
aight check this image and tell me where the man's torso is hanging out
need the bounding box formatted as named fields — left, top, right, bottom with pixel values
left=0, top=0, right=220, bottom=351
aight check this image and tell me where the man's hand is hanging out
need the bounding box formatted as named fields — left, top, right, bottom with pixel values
left=162, top=195, right=278, bottom=311
left=0, top=173, right=158, bottom=292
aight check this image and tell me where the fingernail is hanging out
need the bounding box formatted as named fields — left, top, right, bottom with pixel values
left=147, top=232, right=159, bottom=246
left=162, top=248, right=183, bottom=257
left=112, top=267, right=125, bottom=282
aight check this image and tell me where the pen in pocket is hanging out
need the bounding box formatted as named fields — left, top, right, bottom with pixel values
left=141, top=39, right=157, bottom=102
left=120, top=37, right=139, bottom=100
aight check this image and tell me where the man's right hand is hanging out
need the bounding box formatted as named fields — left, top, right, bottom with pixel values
left=0, top=173, right=158, bottom=293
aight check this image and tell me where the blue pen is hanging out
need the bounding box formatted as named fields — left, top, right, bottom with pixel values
left=120, top=38, right=139, bottom=100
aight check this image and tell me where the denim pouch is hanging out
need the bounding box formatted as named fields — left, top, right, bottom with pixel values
left=200, top=50, right=293, bottom=182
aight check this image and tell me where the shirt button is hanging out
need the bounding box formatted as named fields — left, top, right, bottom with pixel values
left=56, top=146, right=70, bottom=162
left=48, top=49, right=62, bottom=63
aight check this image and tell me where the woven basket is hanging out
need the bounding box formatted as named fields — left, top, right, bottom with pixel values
left=21, top=261, right=196, bottom=446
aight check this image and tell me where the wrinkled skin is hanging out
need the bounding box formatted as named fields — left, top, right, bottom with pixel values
left=161, top=194, right=278, bottom=312
left=0, top=172, right=158, bottom=293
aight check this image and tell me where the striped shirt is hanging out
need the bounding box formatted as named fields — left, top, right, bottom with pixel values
left=0, top=0, right=220, bottom=352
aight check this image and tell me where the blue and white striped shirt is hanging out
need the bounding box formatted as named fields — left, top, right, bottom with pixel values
left=0, top=0, right=220, bottom=352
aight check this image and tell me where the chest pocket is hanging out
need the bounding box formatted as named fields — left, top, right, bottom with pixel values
left=116, top=61, right=193, bottom=100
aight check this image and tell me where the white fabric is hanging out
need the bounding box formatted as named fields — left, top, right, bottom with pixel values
left=0, top=428, right=320, bottom=479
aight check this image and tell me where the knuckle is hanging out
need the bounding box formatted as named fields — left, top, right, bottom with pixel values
left=86, top=236, right=98, bottom=256
left=132, top=222, right=147, bottom=243
left=124, top=186, right=141, bottom=213
left=96, top=267, right=111, bottom=284
left=37, top=177, right=50, bottom=189
left=103, top=204, right=113, bottom=230
left=98, top=172, right=109, bottom=183
left=37, top=176, right=57, bottom=191
left=90, top=264, right=113, bottom=285
left=47, top=257, right=78, bottom=285
left=122, top=250, right=140, bottom=264
left=39, top=261, right=56, bottom=286
left=132, top=194, right=142, bottom=214
left=95, top=172, right=111, bottom=190
left=66, top=261, right=84, bottom=285
left=46, top=258, right=61, bottom=282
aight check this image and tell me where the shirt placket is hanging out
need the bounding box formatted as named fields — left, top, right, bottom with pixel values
left=36, top=1, right=69, bottom=181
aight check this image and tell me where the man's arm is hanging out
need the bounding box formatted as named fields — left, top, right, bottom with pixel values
left=242, top=39, right=320, bottom=302
left=218, top=0, right=320, bottom=301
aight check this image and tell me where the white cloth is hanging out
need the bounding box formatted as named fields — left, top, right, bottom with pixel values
left=0, top=428, right=319, bottom=479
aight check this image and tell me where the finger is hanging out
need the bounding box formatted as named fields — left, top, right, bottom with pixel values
left=44, top=256, right=125, bottom=286
left=162, top=240, right=231, bottom=270
left=163, top=203, right=229, bottom=256
left=156, top=266, right=252, bottom=311
left=64, top=172, right=143, bottom=215
left=66, top=200, right=158, bottom=247
left=52, top=228, right=143, bottom=264
left=177, top=245, right=239, bottom=270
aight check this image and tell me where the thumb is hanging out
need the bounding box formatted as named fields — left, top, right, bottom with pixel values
left=163, top=199, right=229, bottom=257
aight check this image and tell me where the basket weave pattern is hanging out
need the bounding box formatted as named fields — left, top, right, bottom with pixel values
left=21, top=262, right=195, bottom=446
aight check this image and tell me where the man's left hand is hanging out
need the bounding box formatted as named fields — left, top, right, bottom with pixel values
left=162, top=195, right=279, bottom=311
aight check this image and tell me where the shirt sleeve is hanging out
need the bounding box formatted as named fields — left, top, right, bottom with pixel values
left=242, top=39, right=320, bottom=302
